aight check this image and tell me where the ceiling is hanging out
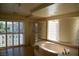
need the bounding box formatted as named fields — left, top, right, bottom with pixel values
left=32, top=3, right=79, bottom=17
left=1, top=3, right=78, bottom=18
left=0, top=3, right=41, bottom=16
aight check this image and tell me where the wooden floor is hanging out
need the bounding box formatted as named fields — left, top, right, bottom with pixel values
left=0, top=46, right=34, bottom=56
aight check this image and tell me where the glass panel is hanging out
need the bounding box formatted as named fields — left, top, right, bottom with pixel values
left=13, top=22, right=19, bottom=33
left=7, top=22, right=12, bottom=33
left=14, top=34, right=19, bottom=46
left=7, top=34, right=12, bottom=46
left=0, top=34, right=6, bottom=47
left=20, top=22, right=24, bottom=33
left=0, top=21, right=6, bottom=33
left=20, top=34, right=24, bottom=45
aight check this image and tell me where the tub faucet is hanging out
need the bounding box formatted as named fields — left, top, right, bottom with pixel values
left=62, top=48, right=70, bottom=56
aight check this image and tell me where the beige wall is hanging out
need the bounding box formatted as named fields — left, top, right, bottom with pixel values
left=24, top=19, right=36, bottom=46
left=38, top=21, right=47, bottom=39
left=71, top=17, right=79, bottom=46
left=59, top=18, right=72, bottom=43
left=24, top=19, right=29, bottom=46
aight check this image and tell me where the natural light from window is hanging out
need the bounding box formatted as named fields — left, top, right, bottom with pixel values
left=47, top=20, right=59, bottom=41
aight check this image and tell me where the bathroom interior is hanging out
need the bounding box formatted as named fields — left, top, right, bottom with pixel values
left=0, top=3, right=79, bottom=56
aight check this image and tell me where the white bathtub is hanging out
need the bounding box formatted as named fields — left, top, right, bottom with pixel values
left=34, top=41, right=68, bottom=56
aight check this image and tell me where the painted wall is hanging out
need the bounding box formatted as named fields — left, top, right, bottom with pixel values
left=59, top=17, right=79, bottom=45
left=59, top=18, right=72, bottom=43
left=38, top=21, right=47, bottom=39
left=71, top=17, right=79, bottom=46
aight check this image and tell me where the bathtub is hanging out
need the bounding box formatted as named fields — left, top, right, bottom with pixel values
left=34, top=41, right=69, bottom=56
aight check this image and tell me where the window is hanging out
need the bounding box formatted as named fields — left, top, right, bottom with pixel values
left=47, top=20, right=59, bottom=41
left=0, top=21, right=6, bottom=33
left=0, top=21, right=24, bottom=47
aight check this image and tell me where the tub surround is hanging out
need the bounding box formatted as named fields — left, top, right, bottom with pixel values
left=34, top=41, right=78, bottom=56
left=34, top=41, right=69, bottom=56
left=38, top=38, right=79, bottom=49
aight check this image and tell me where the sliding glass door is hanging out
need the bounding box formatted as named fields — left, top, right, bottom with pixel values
left=0, top=21, right=6, bottom=47
left=0, top=21, right=24, bottom=48
left=7, top=34, right=13, bottom=46
left=0, top=34, right=6, bottom=47
left=7, top=22, right=13, bottom=46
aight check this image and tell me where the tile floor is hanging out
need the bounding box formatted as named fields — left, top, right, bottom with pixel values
left=0, top=46, right=34, bottom=56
